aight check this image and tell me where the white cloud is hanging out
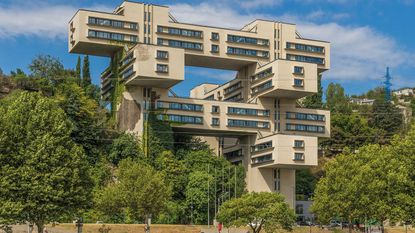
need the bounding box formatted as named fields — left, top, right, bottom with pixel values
left=0, top=3, right=112, bottom=39
left=170, top=2, right=415, bottom=84
left=236, top=0, right=283, bottom=9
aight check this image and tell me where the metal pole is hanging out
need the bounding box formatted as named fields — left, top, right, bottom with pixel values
left=214, top=167, right=217, bottom=220
left=228, top=166, right=231, bottom=200
left=234, top=166, right=237, bottom=198
left=208, top=164, right=210, bottom=228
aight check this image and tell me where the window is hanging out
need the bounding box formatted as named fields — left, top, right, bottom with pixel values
left=88, top=30, right=136, bottom=43
left=251, top=68, right=273, bottom=82
left=148, top=12, right=151, bottom=21
left=286, top=112, right=325, bottom=122
left=156, top=64, right=168, bottom=73
left=157, top=114, right=203, bottom=124
left=121, top=66, right=134, bottom=80
left=294, top=153, right=305, bottom=161
left=228, top=119, right=269, bottom=128
left=130, top=23, right=138, bottom=30
left=286, top=123, right=325, bottom=133
left=205, top=95, right=214, bottom=100
left=294, top=66, right=304, bottom=74
left=252, top=154, right=273, bottom=164
left=157, top=101, right=203, bottom=111
left=224, top=82, right=242, bottom=95
left=273, top=168, right=280, bottom=192
left=121, top=53, right=134, bottom=67
left=287, top=54, right=325, bottom=65
left=294, top=79, right=304, bottom=87
left=296, top=204, right=304, bottom=214
left=211, top=44, right=219, bottom=53
left=251, top=81, right=272, bottom=94
left=224, top=149, right=242, bottom=159
left=251, top=141, right=273, bottom=152
left=227, top=35, right=268, bottom=46
left=88, top=17, right=127, bottom=29
left=160, top=39, right=202, bottom=50
left=130, top=35, right=138, bottom=42
left=228, top=107, right=270, bottom=117
left=224, top=93, right=243, bottom=102
left=294, top=140, right=305, bottom=148
left=287, top=42, right=324, bottom=53
left=227, top=47, right=258, bottom=56
left=158, top=26, right=203, bottom=38
left=148, top=25, right=151, bottom=34
left=212, top=105, right=220, bottom=113
left=212, top=118, right=220, bottom=126
left=156, top=50, right=168, bottom=59
left=211, top=32, right=219, bottom=40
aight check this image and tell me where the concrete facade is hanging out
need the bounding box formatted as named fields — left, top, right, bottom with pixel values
left=68, top=1, right=331, bottom=207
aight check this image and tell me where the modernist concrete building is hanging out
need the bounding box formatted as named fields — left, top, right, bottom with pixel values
left=68, top=1, right=331, bottom=207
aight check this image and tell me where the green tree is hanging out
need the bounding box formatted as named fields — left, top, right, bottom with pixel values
left=185, top=171, right=214, bottom=224
left=55, top=80, right=108, bottom=164
left=217, top=192, right=296, bottom=233
left=97, top=159, right=171, bottom=229
left=370, top=100, right=403, bottom=137
left=82, top=55, right=91, bottom=87
left=29, top=55, right=66, bottom=85
left=76, top=56, right=82, bottom=86
left=302, top=74, right=323, bottom=108
left=321, top=113, right=379, bottom=155
left=312, top=144, right=414, bottom=233
left=296, top=169, right=318, bottom=196
left=325, top=82, right=350, bottom=113
left=0, top=91, right=92, bottom=233
left=109, top=133, right=143, bottom=165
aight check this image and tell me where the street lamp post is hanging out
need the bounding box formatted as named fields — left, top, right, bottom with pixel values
left=75, top=217, right=83, bottom=233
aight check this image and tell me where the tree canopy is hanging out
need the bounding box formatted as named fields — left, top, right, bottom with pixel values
left=217, top=192, right=296, bottom=233
left=0, top=91, right=93, bottom=233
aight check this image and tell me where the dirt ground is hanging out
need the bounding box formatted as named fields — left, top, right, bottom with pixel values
left=6, top=224, right=415, bottom=233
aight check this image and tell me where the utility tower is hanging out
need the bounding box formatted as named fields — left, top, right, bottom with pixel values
left=384, top=67, right=392, bottom=102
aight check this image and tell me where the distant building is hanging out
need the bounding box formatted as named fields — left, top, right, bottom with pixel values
left=349, top=98, right=375, bottom=105
left=393, top=88, right=414, bottom=97
left=296, top=200, right=314, bottom=222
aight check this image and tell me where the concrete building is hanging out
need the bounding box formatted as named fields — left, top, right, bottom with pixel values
left=393, top=88, right=414, bottom=97
left=68, top=1, right=331, bottom=207
left=349, top=98, right=375, bottom=105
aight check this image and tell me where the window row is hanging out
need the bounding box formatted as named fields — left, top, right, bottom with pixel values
left=88, top=30, right=137, bottom=42
left=286, top=42, right=324, bottom=53
left=251, top=67, right=273, bottom=82
left=157, top=114, right=203, bottom=124
left=224, top=82, right=242, bottom=95
left=121, top=53, right=134, bottom=67
left=224, top=93, right=243, bottom=102
left=251, top=141, right=273, bottom=153
left=287, top=54, right=324, bottom=65
left=252, top=154, right=272, bottom=164
left=157, top=101, right=203, bottom=112
left=228, top=107, right=270, bottom=117
left=228, top=35, right=269, bottom=46
left=228, top=119, right=269, bottom=128
left=88, top=17, right=138, bottom=30
left=157, top=26, right=203, bottom=38
left=286, top=112, right=325, bottom=121
left=224, top=149, right=243, bottom=159
left=251, top=81, right=273, bottom=94
left=157, top=38, right=203, bottom=50
left=286, top=123, right=325, bottom=133
left=227, top=47, right=269, bottom=58
left=121, top=66, right=134, bottom=80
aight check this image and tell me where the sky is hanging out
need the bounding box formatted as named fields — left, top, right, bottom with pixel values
left=0, top=0, right=414, bottom=97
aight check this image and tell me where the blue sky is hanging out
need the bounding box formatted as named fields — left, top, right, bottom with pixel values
left=0, top=0, right=414, bottom=97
